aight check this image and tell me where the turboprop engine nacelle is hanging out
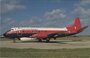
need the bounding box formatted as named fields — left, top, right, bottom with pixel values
left=20, top=37, right=37, bottom=41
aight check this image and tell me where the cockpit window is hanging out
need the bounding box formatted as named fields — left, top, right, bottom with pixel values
left=11, top=29, right=14, bottom=30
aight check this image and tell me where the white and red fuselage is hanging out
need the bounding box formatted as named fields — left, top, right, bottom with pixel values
left=3, top=17, right=88, bottom=42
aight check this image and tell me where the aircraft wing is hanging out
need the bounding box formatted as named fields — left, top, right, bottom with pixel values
left=31, top=32, right=62, bottom=39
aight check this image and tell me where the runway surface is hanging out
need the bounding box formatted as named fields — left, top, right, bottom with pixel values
left=0, top=40, right=90, bottom=49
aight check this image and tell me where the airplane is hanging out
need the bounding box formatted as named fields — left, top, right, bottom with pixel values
left=3, top=17, right=88, bottom=42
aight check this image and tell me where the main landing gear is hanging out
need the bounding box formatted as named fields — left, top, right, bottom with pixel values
left=46, top=38, right=50, bottom=42
left=38, top=38, right=50, bottom=43
left=38, top=39, right=42, bottom=42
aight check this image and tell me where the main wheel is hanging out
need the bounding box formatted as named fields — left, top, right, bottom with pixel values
left=38, top=39, right=42, bottom=42
left=46, top=38, right=50, bottom=42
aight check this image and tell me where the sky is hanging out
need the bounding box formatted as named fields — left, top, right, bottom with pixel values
left=0, top=0, right=90, bottom=35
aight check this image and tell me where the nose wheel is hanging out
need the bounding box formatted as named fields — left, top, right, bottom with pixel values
left=13, top=38, right=16, bottom=43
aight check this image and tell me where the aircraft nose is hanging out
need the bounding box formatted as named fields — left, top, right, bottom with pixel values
left=3, top=32, right=7, bottom=37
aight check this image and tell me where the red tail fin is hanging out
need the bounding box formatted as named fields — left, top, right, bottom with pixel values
left=74, top=17, right=81, bottom=30
left=67, top=17, right=82, bottom=33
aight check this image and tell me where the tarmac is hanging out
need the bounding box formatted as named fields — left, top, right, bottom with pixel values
left=0, top=40, right=90, bottom=49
